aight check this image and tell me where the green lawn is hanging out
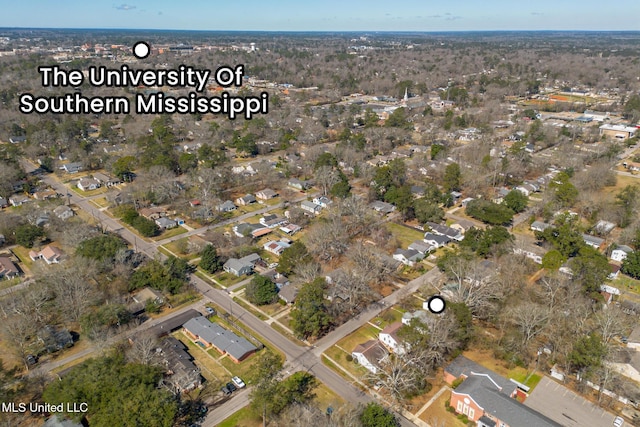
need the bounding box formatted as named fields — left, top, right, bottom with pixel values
left=385, top=222, right=424, bottom=248
left=153, top=226, right=188, bottom=241
left=218, top=406, right=261, bottom=427
left=232, top=297, right=268, bottom=321
left=335, top=324, right=383, bottom=354
left=323, top=345, right=370, bottom=380
left=11, top=246, right=34, bottom=271
left=0, top=276, right=21, bottom=291
left=370, top=307, right=405, bottom=330
left=614, top=274, right=640, bottom=295
left=70, top=185, right=107, bottom=197
left=90, top=197, right=110, bottom=208
left=214, top=271, right=246, bottom=287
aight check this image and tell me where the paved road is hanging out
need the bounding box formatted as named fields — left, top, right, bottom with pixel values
left=20, top=159, right=421, bottom=426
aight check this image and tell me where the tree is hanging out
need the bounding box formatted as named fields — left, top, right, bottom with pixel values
left=250, top=350, right=284, bottom=426
left=570, top=246, right=610, bottom=295
left=549, top=172, right=578, bottom=207
left=615, top=185, right=640, bottom=228
left=290, top=278, right=333, bottom=339
left=621, top=250, right=640, bottom=279
left=541, top=250, right=565, bottom=270
left=360, top=403, right=400, bottom=427
left=413, top=199, right=444, bottom=224
left=503, top=190, right=528, bottom=213
left=465, top=200, right=515, bottom=225
left=460, top=226, right=513, bottom=257
left=15, top=224, right=44, bottom=248
left=245, top=275, right=278, bottom=305
left=277, top=241, right=312, bottom=275
left=76, top=234, right=126, bottom=261
left=112, top=155, right=137, bottom=180
left=43, top=354, right=178, bottom=427
left=569, top=332, right=607, bottom=379
left=443, top=163, right=462, bottom=192
left=199, top=244, right=223, bottom=274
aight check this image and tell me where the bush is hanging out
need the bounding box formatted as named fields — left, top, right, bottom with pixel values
left=346, top=354, right=353, bottom=362
left=452, top=378, right=464, bottom=389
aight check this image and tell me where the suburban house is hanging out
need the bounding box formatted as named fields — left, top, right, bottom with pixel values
left=9, top=195, right=30, bottom=207
left=93, top=172, right=121, bottom=187
left=379, top=322, right=405, bottom=354
left=410, top=185, right=425, bottom=198
left=312, top=196, right=332, bottom=208
left=393, top=248, right=423, bottom=266
left=260, top=214, right=288, bottom=228
left=530, top=221, right=551, bottom=232
left=234, top=222, right=267, bottom=238
left=369, top=200, right=396, bottom=214
left=183, top=316, right=257, bottom=363
left=223, top=253, right=261, bottom=276
left=53, top=205, right=74, bottom=220
left=351, top=340, right=389, bottom=374
left=0, top=256, right=20, bottom=279
left=139, top=207, right=167, bottom=220
left=594, top=220, right=616, bottom=235
left=300, top=200, right=322, bottom=215
left=262, top=269, right=290, bottom=289
left=582, top=233, right=604, bottom=249
left=627, top=325, right=640, bottom=351
left=263, top=240, right=291, bottom=256
left=425, top=222, right=464, bottom=241
left=29, top=245, right=63, bottom=264
left=9, top=135, right=26, bottom=144
left=77, top=178, right=101, bottom=191
left=611, top=245, right=633, bottom=262
left=155, top=217, right=177, bottom=230
left=445, top=356, right=561, bottom=427
left=132, top=287, right=165, bottom=305
left=38, top=325, right=73, bottom=353
left=149, top=309, right=201, bottom=339
left=33, top=189, right=57, bottom=200
left=158, top=336, right=202, bottom=393
left=450, top=219, right=476, bottom=234
left=408, top=240, right=434, bottom=255
left=217, top=200, right=237, bottom=212
left=280, top=223, right=302, bottom=235
left=402, top=309, right=429, bottom=326
left=235, top=194, right=257, bottom=206
left=278, top=284, right=300, bottom=304
left=423, top=232, right=451, bottom=248
left=62, top=162, right=83, bottom=174
left=288, top=178, right=313, bottom=191
left=256, top=189, right=278, bottom=200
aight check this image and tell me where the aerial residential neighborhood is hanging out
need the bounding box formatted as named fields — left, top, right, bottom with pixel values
left=0, top=5, right=640, bottom=427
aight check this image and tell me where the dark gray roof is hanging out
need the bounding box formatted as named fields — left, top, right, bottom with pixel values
left=149, top=309, right=202, bottom=337
left=423, top=232, right=451, bottom=245
left=445, top=356, right=513, bottom=392
left=183, top=316, right=257, bottom=361
left=425, top=222, right=461, bottom=238
left=455, top=374, right=561, bottom=427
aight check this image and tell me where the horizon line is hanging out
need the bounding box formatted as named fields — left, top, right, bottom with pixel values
left=1, top=27, right=640, bottom=34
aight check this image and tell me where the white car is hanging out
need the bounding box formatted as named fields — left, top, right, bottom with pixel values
left=613, top=416, right=624, bottom=427
left=232, top=376, right=245, bottom=388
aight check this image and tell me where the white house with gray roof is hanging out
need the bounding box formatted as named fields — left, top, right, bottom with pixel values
left=183, top=316, right=257, bottom=363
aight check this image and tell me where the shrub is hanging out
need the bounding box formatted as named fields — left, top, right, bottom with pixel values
left=346, top=354, right=353, bottom=362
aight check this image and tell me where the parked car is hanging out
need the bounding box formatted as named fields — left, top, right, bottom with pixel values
left=613, top=416, right=624, bottom=427
left=232, top=376, right=246, bottom=388
left=205, top=307, right=216, bottom=315
left=26, top=354, right=38, bottom=365
left=220, top=385, right=231, bottom=396
left=226, top=382, right=237, bottom=392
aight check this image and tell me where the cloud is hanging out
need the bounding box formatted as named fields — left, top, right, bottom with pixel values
left=446, top=15, right=462, bottom=21
left=427, top=15, right=442, bottom=18
left=428, top=13, right=462, bottom=21
left=114, top=4, right=136, bottom=11
left=531, top=11, right=544, bottom=16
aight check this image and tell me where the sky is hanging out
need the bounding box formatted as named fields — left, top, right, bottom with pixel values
left=0, top=0, right=639, bottom=32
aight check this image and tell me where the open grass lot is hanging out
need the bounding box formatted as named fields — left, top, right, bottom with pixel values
left=0, top=276, right=21, bottom=291
left=324, top=344, right=370, bottom=380
left=214, top=271, right=246, bottom=287
left=194, top=269, right=225, bottom=289
left=335, top=324, right=383, bottom=353
left=385, top=222, right=424, bottom=248
left=614, top=274, right=640, bottom=295
left=232, top=297, right=268, bottom=321
left=11, top=245, right=35, bottom=271
left=152, top=226, right=188, bottom=241
left=419, top=388, right=467, bottom=427
left=370, top=307, right=405, bottom=330
left=462, top=349, right=541, bottom=391
left=270, top=322, right=305, bottom=346
left=218, top=406, right=261, bottom=427
left=90, top=196, right=110, bottom=208
left=159, top=238, right=200, bottom=261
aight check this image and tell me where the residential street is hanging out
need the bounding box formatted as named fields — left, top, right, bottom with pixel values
left=17, top=158, right=428, bottom=426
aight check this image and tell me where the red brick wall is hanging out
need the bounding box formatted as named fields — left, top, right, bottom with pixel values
left=450, top=391, right=483, bottom=422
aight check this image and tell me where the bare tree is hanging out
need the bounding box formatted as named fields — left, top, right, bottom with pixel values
left=128, top=334, right=161, bottom=366
left=507, top=301, right=550, bottom=349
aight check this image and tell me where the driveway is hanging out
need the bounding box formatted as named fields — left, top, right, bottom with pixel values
left=525, top=376, right=617, bottom=427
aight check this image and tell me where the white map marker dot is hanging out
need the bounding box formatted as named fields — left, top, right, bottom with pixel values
left=133, top=41, right=150, bottom=59
left=427, top=295, right=446, bottom=314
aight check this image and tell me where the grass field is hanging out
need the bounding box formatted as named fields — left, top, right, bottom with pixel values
left=11, top=245, right=35, bottom=270
left=214, top=271, right=246, bottom=287
left=419, top=389, right=467, bottom=427
left=386, top=222, right=424, bottom=248
left=218, top=407, right=261, bottom=427
left=152, top=226, right=188, bottom=241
